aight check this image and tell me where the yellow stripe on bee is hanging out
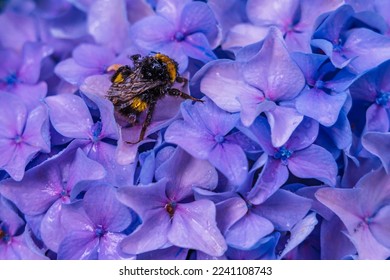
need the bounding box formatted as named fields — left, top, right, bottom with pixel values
left=131, top=97, right=148, bottom=112
left=154, top=53, right=177, bottom=83
left=114, top=73, right=125, bottom=83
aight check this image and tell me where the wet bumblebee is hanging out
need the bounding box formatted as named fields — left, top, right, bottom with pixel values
left=107, top=53, right=203, bottom=143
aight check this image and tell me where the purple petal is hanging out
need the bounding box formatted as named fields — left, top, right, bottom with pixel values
left=0, top=93, right=27, bottom=138
left=156, top=148, right=218, bottom=201
left=87, top=0, right=129, bottom=53
left=208, top=142, right=248, bottom=185
left=54, top=58, right=98, bottom=85
left=22, top=105, right=50, bottom=153
left=358, top=168, right=390, bottom=215
left=116, top=180, right=168, bottom=218
left=81, top=91, right=119, bottom=140
left=254, top=189, right=312, bottom=231
left=181, top=32, right=216, bottom=62
left=40, top=200, right=92, bottom=252
left=296, top=186, right=334, bottom=221
left=120, top=209, right=171, bottom=255
left=239, top=97, right=276, bottom=127
left=83, top=185, right=132, bottom=232
left=320, top=216, right=356, bottom=260
left=12, top=82, right=48, bottom=112
left=0, top=228, right=48, bottom=260
left=243, top=27, right=305, bottom=101
left=67, top=148, right=106, bottom=194
left=0, top=139, right=16, bottom=169
left=246, top=0, right=297, bottom=26
left=2, top=139, right=42, bottom=181
left=362, top=132, right=390, bottom=173
left=85, top=142, right=135, bottom=187
left=0, top=197, right=24, bottom=235
left=169, top=200, right=227, bottom=256
left=286, top=117, right=319, bottom=151
left=225, top=211, right=274, bottom=250
left=0, top=163, right=62, bottom=215
left=45, top=94, right=93, bottom=139
left=57, top=231, right=98, bottom=260
left=364, top=104, right=389, bottom=133
left=215, top=197, right=248, bottom=234
left=279, top=212, right=318, bottom=259
left=316, top=187, right=363, bottom=231
left=80, top=74, right=112, bottom=98
left=181, top=100, right=239, bottom=136
left=165, top=120, right=214, bottom=159
left=18, top=42, right=53, bottom=84
left=0, top=13, right=37, bottom=51
left=295, top=88, right=347, bottom=126
left=156, top=0, right=189, bottom=23
left=99, top=232, right=134, bottom=259
left=244, top=117, right=275, bottom=155
left=222, top=23, right=269, bottom=52
left=345, top=28, right=390, bottom=73
left=131, top=16, right=175, bottom=50
left=179, top=1, right=219, bottom=45
left=288, top=144, right=338, bottom=186
left=265, top=105, right=304, bottom=148
left=73, top=44, right=115, bottom=69
left=312, top=5, right=353, bottom=42
left=247, top=158, right=289, bottom=204
left=200, top=60, right=259, bottom=113
left=370, top=205, right=390, bottom=248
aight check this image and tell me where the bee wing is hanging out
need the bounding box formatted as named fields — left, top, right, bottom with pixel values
left=107, top=71, right=164, bottom=100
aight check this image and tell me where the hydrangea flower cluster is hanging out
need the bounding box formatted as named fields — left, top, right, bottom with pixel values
left=0, top=0, right=389, bottom=260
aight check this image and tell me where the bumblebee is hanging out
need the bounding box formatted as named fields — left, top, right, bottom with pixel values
left=107, top=53, right=203, bottom=144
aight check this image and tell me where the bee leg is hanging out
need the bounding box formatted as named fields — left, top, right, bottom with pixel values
left=125, top=102, right=156, bottom=144
left=167, top=88, right=204, bottom=103
left=175, top=76, right=188, bottom=87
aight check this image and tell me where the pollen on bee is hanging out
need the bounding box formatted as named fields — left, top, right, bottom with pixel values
left=107, top=64, right=123, bottom=72
left=113, top=73, right=125, bottom=83
left=131, top=97, right=148, bottom=112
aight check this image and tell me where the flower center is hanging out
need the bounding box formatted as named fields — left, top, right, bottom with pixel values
left=165, top=201, right=177, bottom=218
left=94, top=225, right=106, bottom=237
left=274, top=146, right=293, bottom=165
left=214, top=134, right=225, bottom=144
left=315, top=80, right=325, bottom=89
left=333, top=39, right=343, bottom=52
left=91, top=121, right=103, bottom=142
left=14, top=135, right=23, bottom=144
left=376, top=91, right=389, bottom=107
left=4, top=73, right=18, bottom=85
left=174, top=31, right=185, bottom=42
left=0, top=227, right=10, bottom=243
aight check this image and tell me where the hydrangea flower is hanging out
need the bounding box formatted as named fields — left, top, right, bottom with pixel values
left=222, top=0, right=343, bottom=52
left=311, top=4, right=390, bottom=73
left=0, top=196, right=47, bottom=260
left=0, top=93, right=50, bottom=181
left=244, top=117, right=337, bottom=204
left=199, top=27, right=305, bottom=147
left=56, top=185, right=134, bottom=260
left=316, top=167, right=390, bottom=259
left=165, top=98, right=248, bottom=185
left=129, top=0, right=220, bottom=71
left=116, top=147, right=226, bottom=256
left=0, top=148, right=106, bottom=252
left=349, top=60, right=390, bottom=133
left=0, top=42, right=52, bottom=110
